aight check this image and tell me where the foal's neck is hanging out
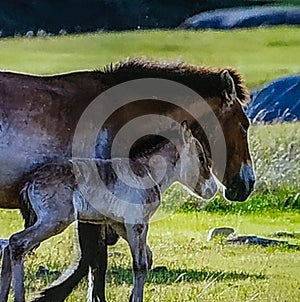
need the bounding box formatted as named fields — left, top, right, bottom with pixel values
left=134, top=140, right=181, bottom=193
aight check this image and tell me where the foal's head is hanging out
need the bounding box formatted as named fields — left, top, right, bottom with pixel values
left=178, top=121, right=217, bottom=200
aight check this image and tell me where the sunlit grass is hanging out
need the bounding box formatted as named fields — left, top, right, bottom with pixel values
left=1, top=211, right=300, bottom=301
left=250, top=122, right=300, bottom=189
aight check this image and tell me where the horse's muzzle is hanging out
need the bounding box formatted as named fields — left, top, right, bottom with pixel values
left=224, top=163, right=255, bottom=201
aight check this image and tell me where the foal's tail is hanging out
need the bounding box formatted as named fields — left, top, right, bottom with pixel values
left=19, top=182, right=38, bottom=229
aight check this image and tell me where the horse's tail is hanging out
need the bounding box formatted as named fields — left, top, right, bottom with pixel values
left=19, top=182, right=38, bottom=229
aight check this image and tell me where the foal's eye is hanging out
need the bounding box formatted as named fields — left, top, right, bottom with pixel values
left=199, top=154, right=205, bottom=165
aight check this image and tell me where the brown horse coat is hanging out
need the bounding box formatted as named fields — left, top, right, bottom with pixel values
left=0, top=58, right=253, bottom=209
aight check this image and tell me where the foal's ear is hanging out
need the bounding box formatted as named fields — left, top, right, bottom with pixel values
left=220, top=70, right=237, bottom=103
left=180, top=120, right=193, bottom=143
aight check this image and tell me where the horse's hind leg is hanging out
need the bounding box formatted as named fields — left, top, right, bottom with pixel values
left=30, top=247, right=89, bottom=302
left=0, top=245, right=12, bottom=302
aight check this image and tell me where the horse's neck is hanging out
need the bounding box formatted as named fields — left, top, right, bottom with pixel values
left=135, top=141, right=181, bottom=193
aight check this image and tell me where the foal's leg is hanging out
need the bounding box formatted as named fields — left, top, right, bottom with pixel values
left=33, top=223, right=152, bottom=302
left=11, top=180, right=76, bottom=302
left=32, top=223, right=119, bottom=302
left=125, top=223, right=149, bottom=302
left=0, top=246, right=12, bottom=302
left=9, top=215, right=73, bottom=302
left=32, top=223, right=95, bottom=302
left=87, top=225, right=152, bottom=302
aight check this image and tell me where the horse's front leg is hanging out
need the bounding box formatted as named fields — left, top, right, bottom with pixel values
left=0, top=245, right=12, bottom=302
left=126, top=223, right=149, bottom=302
left=86, top=224, right=108, bottom=302
left=84, top=224, right=119, bottom=302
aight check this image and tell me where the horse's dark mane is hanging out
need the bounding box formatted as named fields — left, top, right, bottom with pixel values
left=97, top=57, right=249, bottom=104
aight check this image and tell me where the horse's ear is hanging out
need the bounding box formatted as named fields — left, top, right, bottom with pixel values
left=220, top=70, right=237, bottom=102
left=180, top=120, right=192, bottom=143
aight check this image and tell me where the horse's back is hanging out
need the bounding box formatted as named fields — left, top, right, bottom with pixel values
left=0, top=70, right=101, bottom=208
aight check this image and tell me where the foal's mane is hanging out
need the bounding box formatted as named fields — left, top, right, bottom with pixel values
left=97, top=57, right=249, bottom=104
left=129, top=130, right=180, bottom=162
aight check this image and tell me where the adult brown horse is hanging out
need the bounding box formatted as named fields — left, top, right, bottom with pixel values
left=0, top=58, right=255, bottom=301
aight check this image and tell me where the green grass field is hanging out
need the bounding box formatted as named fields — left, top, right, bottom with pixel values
left=1, top=210, right=299, bottom=302
left=0, top=26, right=300, bottom=88
left=0, top=27, right=300, bottom=301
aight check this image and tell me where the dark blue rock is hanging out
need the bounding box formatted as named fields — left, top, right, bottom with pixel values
left=245, top=75, right=300, bottom=123
left=180, top=7, right=300, bottom=29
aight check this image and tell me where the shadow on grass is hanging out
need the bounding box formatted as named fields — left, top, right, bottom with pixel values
left=107, top=265, right=266, bottom=285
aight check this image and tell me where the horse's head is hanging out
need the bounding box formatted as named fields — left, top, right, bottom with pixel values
left=97, top=58, right=254, bottom=202
left=179, top=121, right=217, bottom=200
left=207, top=70, right=255, bottom=201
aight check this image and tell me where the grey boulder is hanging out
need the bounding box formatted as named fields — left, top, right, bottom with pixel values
left=245, top=75, right=300, bottom=123
left=180, top=7, right=300, bottom=29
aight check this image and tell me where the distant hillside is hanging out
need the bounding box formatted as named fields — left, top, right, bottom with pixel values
left=0, top=0, right=292, bottom=37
